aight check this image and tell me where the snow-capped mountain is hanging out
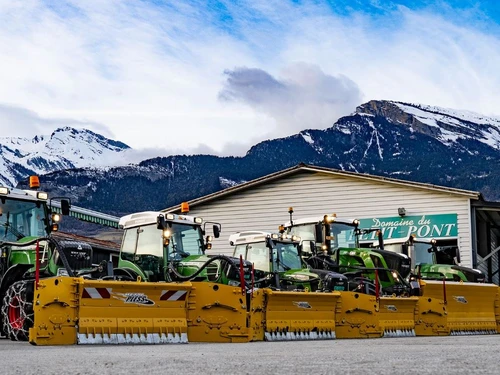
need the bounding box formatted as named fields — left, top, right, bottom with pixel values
left=0, top=127, right=130, bottom=186
left=355, top=100, right=500, bottom=151
left=14, top=100, right=500, bottom=217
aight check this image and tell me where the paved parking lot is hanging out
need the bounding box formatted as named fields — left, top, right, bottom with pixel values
left=1, top=335, right=498, bottom=374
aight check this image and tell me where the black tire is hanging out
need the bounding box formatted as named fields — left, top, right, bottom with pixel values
left=1, top=280, right=34, bottom=341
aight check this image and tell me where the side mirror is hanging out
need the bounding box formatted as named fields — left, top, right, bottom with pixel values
left=377, top=230, right=384, bottom=250
left=402, top=244, right=408, bottom=256
left=213, top=224, right=220, bottom=239
left=314, top=223, right=323, bottom=243
left=455, top=247, right=461, bottom=264
left=157, top=215, right=166, bottom=230
left=60, top=199, right=71, bottom=215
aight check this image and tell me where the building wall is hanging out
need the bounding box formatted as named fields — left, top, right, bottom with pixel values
left=179, top=171, right=474, bottom=266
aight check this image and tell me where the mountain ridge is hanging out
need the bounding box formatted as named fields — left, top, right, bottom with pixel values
left=0, top=127, right=130, bottom=186
left=9, top=100, right=500, bottom=216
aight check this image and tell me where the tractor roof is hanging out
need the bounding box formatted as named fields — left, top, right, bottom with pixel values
left=285, top=216, right=358, bottom=227
left=119, top=211, right=202, bottom=229
left=229, top=231, right=301, bottom=246
left=0, top=186, right=47, bottom=203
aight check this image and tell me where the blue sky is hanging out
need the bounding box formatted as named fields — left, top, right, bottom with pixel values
left=1, top=1, right=500, bottom=160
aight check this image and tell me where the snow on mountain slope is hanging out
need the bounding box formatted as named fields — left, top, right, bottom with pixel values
left=0, top=127, right=130, bottom=187
left=356, top=101, right=500, bottom=151
left=393, top=102, right=500, bottom=150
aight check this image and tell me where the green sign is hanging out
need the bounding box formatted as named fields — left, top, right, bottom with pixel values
left=358, top=213, right=458, bottom=240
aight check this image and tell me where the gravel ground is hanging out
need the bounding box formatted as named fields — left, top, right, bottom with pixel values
left=1, top=335, right=498, bottom=375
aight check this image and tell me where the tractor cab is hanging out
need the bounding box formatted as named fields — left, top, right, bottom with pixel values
left=0, top=178, right=73, bottom=279
left=118, top=208, right=220, bottom=282
left=230, top=231, right=348, bottom=292
left=283, top=209, right=413, bottom=296
left=397, top=235, right=486, bottom=283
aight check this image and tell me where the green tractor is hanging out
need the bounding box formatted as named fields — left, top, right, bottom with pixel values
left=283, top=209, right=415, bottom=296
left=115, top=207, right=250, bottom=285
left=0, top=178, right=106, bottom=341
left=229, top=231, right=349, bottom=292
left=394, top=235, right=485, bottom=282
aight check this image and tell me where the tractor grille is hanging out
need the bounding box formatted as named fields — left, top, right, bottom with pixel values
left=206, top=262, right=219, bottom=281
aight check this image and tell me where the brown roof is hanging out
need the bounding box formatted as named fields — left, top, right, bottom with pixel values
left=52, top=232, right=120, bottom=253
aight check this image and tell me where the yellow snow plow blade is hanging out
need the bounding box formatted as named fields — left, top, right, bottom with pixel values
left=262, top=289, right=339, bottom=340
left=420, top=280, right=498, bottom=335
left=30, top=277, right=192, bottom=345
left=414, top=296, right=450, bottom=336
left=378, top=296, right=419, bottom=337
left=185, top=282, right=257, bottom=343
left=335, top=292, right=382, bottom=338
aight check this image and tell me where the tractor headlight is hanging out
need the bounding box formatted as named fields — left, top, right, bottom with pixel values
left=194, top=217, right=203, bottom=224
left=163, top=229, right=172, bottom=238
left=166, top=213, right=175, bottom=220
left=0, top=187, right=9, bottom=195
left=52, top=213, right=61, bottom=222
left=271, top=233, right=279, bottom=239
left=291, top=235, right=301, bottom=242
left=37, top=192, right=48, bottom=200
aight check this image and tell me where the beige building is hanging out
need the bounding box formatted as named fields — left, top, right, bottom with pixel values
left=165, top=164, right=500, bottom=283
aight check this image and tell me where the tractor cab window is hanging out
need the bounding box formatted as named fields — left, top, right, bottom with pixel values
left=328, top=223, right=357, bottom=249
left=0, top=198, right=48, bottom=241
left=233, top=244, right=246, bottom=259
left=273, top=242, right=302, bottom=271
left=234, top=242, right=270, bottom=272
left=412, top=243, right=434, bottom=265
left=166, top=223, right=204, bottom=258
left=247, top=243, right=270, bottom=272
left=121, top=224, right=163, bottom=258
left=120, top=224, right=164, bottom=281
left=287, top=224, right=318, bottom=253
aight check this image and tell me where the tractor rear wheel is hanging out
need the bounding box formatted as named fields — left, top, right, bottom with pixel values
left=1, top=280, right=34, bottom=341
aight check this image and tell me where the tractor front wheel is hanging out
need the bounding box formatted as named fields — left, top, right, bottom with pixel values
left=1, top=280, right=34, bottom=341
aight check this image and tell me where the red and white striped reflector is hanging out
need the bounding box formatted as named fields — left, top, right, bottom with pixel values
left=160, top=290, right=187, bottom=301
left=82, top=287, right=112, bottom=299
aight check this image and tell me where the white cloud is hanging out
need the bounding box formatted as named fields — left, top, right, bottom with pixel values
left=0, top=103, right=114, bottom=139
left=0, top=1, right=499, bottom=159
left=219, top=63, right=363, bottom=137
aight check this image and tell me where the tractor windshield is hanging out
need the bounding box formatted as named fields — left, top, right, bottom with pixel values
left=287, top=222, right=358, bottom=253
left=120, top=222, right=204, bottom=280
left=234, top=240, right=302, bottom=273
left=121, top=222, right=204, bottom=259
left=272, top=242, right=302, bottom=271
left=385, top=242, right=435, bottom=265
left=0, top=198, right=48, bottom=241
left=328, top=223, right=358, bottom=249
left=165, top=222, right=205, bottom=259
